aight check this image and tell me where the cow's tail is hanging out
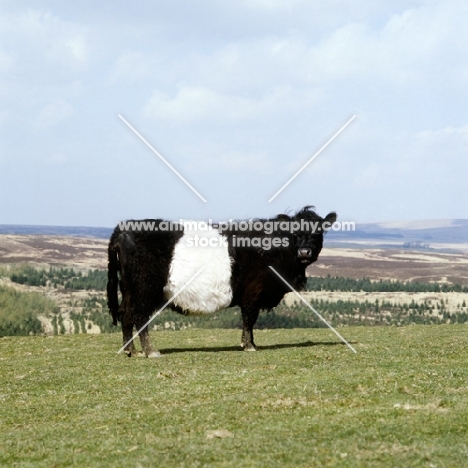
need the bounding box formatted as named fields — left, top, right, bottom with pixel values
left=107, top=227, right=121, bottom=326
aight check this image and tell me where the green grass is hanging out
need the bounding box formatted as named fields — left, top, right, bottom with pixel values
left=0, top=326, right=467, bottom=467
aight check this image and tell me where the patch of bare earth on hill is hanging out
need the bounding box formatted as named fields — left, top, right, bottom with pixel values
left=1, top=236, right=466, bottom=284
left=312, top=248, right=468, bottom=286
left=283, top=290, right=466, bottom=314
left=0, top=235, right=107, bottom=269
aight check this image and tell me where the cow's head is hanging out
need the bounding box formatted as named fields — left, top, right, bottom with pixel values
left=292, top=208, right=337, bottom=265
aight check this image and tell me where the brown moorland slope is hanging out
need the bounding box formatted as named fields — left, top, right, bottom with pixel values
left=0, top=234, right=467, bottom=285
left=314, top=247, right=468, bottom=286
left=0, top=235, right=107, bottom=269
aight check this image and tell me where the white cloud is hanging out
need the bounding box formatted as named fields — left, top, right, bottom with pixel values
left=144, top=87, right=253, bottom=123
left=185, top=145, right=271, bottom=174
left=144, top=85, right=322, bottom=125
left=138, top=1, right=468, bottom=196
left=346, top=121, right=468, bottom=193
left=0, top=9, right=89, bottom=74
left=110, top=50, right=150, bottom=83
left=34, top=99, right=74, bottom=131
left=416, top=124, right=468, bottom=146
left=159, top=1, right=468, bottom=95
left=66, top=36, right=88, bottom=65
left=309, top=2, right=468, bottom=85
left=412, top=125, right=468, bottom=177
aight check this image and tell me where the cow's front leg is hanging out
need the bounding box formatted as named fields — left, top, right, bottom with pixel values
left=241, top=307, right=260, bottom=351
left=135, top=317, right=161, bottom=358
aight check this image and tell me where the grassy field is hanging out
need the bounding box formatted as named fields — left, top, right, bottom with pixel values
left=1, top=325, right=467, bottom=467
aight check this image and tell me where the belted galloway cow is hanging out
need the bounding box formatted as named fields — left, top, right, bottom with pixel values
left=107, top=206, right=336, bottom=357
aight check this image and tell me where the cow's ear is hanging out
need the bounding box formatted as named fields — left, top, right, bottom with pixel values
left=322, top=212, right=337, bottom=234
left=324, top=212, right=337, bottom=224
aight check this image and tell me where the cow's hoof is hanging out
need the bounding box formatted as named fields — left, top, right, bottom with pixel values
left=124, top=350, right=144, bottom=357
left=147, top=351, right=162, bottom=358
left=244, top=346, right=257, bottom=352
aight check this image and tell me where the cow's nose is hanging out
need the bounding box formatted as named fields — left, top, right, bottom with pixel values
left=298, top=247, right=312, bottom=258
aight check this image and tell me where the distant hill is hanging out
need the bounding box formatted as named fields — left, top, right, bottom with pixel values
left=0, top=225, right=113, bottom=239
left=328, top=219, right=468, bottom=250
left=0, top=219, right=467, bottom=251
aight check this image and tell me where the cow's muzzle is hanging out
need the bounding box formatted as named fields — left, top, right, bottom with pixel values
left=297, top=247, right=312, bottom=263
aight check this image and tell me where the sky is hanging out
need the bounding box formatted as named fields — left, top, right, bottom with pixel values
left=0, top=0, right=467, bottom=227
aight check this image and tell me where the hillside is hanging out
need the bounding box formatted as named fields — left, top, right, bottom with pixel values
left=315, top=247, right=468, bottom=285
left=1, top=327, right=467, bottom=467
left=1, top=222, right=468, bottom=337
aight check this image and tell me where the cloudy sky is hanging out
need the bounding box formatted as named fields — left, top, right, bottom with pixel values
left=0, top=0, right=467, bottom=227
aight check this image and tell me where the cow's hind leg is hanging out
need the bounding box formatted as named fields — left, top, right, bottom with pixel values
left=121, top=308, right=141, bottom=357
left=241, top=307, right=260, bottom=351
left=135, top=316, right=161, bottom=358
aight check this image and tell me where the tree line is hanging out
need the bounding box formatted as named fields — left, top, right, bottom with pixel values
left=8, top=265, right=107, bottom=291
left=306, top=276, right=468, bottom=293
left=149, top=296, right=468, bottom=331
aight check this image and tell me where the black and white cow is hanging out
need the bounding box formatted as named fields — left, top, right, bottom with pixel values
left=107, top=206, right=336, bottom=357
